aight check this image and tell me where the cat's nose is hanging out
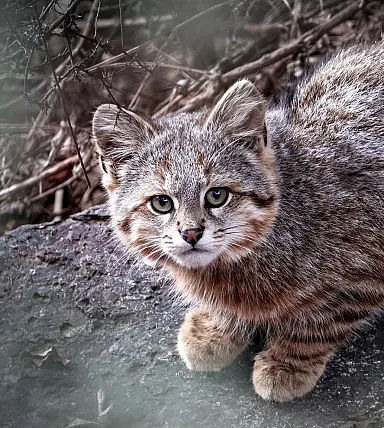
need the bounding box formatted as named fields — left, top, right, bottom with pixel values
left=180, top=228, right=204, bottom=246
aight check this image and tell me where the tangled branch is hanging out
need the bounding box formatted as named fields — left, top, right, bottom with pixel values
left=0, top=0, right=383, bottom=233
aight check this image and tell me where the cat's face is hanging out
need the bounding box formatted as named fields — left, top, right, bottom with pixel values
left=93, top=80, right=279, bottom=269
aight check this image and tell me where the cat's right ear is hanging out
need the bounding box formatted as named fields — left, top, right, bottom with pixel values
left=92, top=104, right=156, bottom=168
left=92, top=104, right=156, bottom=194
left=204, top=79, right=267, bottom=143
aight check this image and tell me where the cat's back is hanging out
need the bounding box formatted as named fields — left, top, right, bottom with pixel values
left=264, top=42, right=384, bottom=275
left=286, top=42, right=384, bottom=157
left=269, top=41, right=384, bottom=186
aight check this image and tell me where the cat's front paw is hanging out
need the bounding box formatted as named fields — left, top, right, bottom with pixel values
left=177, top=309, right=248, bottom=372
left=252, top=352, right=327, bottom=402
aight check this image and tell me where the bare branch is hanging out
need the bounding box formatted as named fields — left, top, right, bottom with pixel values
left=34, top=9, right=91, bottom=188
left=157, top=0, right=374, bottom=115
left=27, top=0, right=100, bottom=145
left=0, top=155, right=78, bottom=202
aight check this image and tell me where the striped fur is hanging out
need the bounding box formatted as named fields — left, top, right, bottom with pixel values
left=93, top=41, right=384, bottom=402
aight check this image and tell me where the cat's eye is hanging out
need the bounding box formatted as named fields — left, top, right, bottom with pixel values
left=150, top=195, right=173, bottom=214
left=205, top=188, right=229, bottom=208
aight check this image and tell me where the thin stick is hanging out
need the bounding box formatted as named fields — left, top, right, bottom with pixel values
left=34, top=11, right=91, bottom=188
left=222, top=0, right=370, bottom=83
left=30, top=175, right=78, bottom=203
left=119, top=0, right=124, bottom=48
left=85, top=44, right=144, bottom=72
left=26, top=0, right=100, bottom=144
left=128, top=0, right=231, bottom=110
left=148, top=45, right=197, bottom=79
left=39, top=0, right=56, bottom=21
left=153, top=79, right=202, bottom=117
left=0, top=155, right=78, bottom=201
left=174, top=0, right=372, bottom=114
left=97, top=61, right=206, bottom=74
left=53, top=188, right=65, bottom=221
left=75, top=14, right=173, bottom=29
left=45, top=0, right=82, bottom=35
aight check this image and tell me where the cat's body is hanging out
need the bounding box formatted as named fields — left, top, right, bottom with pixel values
left=93, top=42, right=384, bottom=402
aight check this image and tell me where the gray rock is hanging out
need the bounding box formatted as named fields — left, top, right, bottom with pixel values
left=0, top=205, right=383, bottom=428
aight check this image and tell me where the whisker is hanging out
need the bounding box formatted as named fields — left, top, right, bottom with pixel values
left=224, top=232, right=256, bottom=241
left=132, top=243, right=161, bottom=254
left=228, top=241, right=253, bottom=252
left=142, top=246, right=169, bottom=266
left=216, top=224, right=249, bottom=232
left=152, top=249, right=170, bottom=267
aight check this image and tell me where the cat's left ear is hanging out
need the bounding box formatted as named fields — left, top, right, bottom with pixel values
left=204, top=79, right=267, bottom=143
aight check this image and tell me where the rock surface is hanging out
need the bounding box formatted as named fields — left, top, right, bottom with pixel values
left=0, top=205, right=383, bottom=428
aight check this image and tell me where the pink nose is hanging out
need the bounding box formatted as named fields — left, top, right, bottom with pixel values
left=180, top=228, right=204, bottom=246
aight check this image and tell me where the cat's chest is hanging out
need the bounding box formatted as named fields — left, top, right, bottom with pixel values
left=169, top=266, right=297, bottom=323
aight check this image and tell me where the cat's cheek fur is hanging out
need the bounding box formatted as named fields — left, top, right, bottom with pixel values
left=114, top=208, right=167, bottom=266
left=221, top=204, right=278, bottom=263
left=101, top=171, right=119, bottom=197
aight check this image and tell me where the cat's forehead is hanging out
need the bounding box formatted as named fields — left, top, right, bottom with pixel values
left=156, top=120, right=213, bottom=152
left=149, top=146, right=213, bottom=196
left=131, top=113, right=257, bottom=197
left=146, top=117, right=219, bottom=187
left=153, top=112, right=220, bottom=153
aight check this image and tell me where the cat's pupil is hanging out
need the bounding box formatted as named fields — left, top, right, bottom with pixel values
left=159, top=197, right=168, bottom=206
left=213, top=191, right=221, bottom=199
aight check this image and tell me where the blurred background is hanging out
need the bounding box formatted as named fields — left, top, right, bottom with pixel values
left=0, top=0, right=383, bottom=234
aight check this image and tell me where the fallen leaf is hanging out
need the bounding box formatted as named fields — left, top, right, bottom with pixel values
left=64, top=419, right=103, bottom=428
left=20, top=346, right=70, bottom=367
left=98, top=404, right=113, bottom=420
left=96, top=388, right=113, bottom=424
left=97, top=388, right=105, bottom=414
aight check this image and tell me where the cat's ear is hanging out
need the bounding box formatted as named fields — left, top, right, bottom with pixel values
left=204, top=79, right=266, bottom=140
left=92, top=104, right=156, bottom=166
left=92, top=104, right=156, bottom=194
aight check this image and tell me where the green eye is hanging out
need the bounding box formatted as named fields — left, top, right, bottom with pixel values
left=205, top=188, right=229, bottom=208
left=150, top=195, right=173, bottom=214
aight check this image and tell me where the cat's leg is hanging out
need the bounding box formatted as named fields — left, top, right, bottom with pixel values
left=177, top=308, right=251, bottom=371
left=252, top=323, right=356, bottom=402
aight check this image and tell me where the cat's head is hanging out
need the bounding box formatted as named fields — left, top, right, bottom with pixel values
left=92, top=80, right=279, bottom=269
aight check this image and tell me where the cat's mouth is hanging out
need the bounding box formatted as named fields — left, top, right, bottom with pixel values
left=171, top=246, right=218, bottom=268
left=184, top=247, right=208, bottom=253
left=178, top=247, right=213, bottom=259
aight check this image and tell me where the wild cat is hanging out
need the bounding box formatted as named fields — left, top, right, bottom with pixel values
left=92, top=42, right=384, bottom=402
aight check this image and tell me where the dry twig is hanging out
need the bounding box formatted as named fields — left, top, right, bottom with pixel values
left=156, top=0, right=373, bottom=115
left=0, top=0, right=382, bottom=231
left=0, top=155, right=78, bottom=202
left=26, top=0, right=101, bottom=144
left=34, top=10, right=91, bottom=188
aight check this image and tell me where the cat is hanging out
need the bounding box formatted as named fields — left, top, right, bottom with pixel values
left=92, top=41, right=384, bottom=402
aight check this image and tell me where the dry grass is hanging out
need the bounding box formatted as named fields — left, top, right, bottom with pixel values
left=0, top=0, right=383, bottom=233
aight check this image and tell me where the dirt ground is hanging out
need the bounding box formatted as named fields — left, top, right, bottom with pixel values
left=0, top=205, right=383, bottom=428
